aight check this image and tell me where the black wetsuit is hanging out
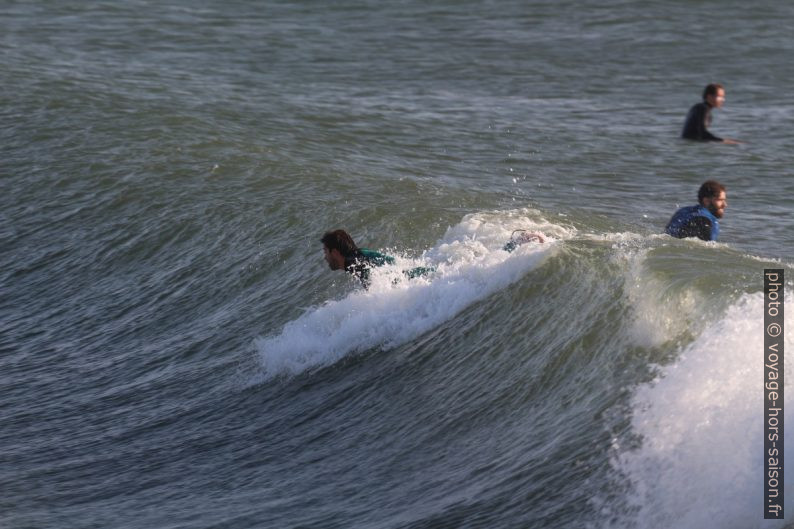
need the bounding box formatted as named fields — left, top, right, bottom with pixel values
left=344, top=248, right=432, bottom=289
left=681, top=102, right=722, bottom=141
left=344, top=248, right=394, bottom=288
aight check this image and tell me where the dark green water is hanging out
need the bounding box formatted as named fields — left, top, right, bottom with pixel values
left=2, top=1, right=793, bottom=528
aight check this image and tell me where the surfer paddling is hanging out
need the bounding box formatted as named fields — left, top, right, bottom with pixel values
left=665, top=180, right=727, bottom=242
left=503, top=230, right=545, bottom=252
left=321, top=229, right=431, bottom=289
left=322, top=228, right=545, bottom=288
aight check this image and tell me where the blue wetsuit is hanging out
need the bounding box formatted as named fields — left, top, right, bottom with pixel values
left=665, top=205, right=720, bottom=241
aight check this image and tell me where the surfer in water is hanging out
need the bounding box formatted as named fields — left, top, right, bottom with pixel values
left=502, top=230, right=545, bottom=252
left=321, top=229, right=431, bottom=288
left=322, top=229, right=545, bottom=288
left=681, top=84, right=741, bottom=144
left=665, top=180, right=727, bottom=242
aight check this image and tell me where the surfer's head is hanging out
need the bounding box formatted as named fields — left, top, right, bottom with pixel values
left=321, top=229, right=358, bottom=271
left=698, top=180, right=727, bottom=219
left=702, top=83, right=725, bottom=108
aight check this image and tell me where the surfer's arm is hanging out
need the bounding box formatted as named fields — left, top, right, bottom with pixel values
left=503, top=231, right=545, bottom=252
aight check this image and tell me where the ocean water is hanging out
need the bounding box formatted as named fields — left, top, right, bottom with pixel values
left=2, top=1, right=793, bottom=528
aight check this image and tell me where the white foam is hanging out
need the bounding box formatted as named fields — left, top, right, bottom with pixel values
left=613, top=242, right=704, bottom=348
left=254, top=209, right=571, bottom=380
left=612, top=291, right=794, bottom=529
left=604, top=232, right=752, bottom=348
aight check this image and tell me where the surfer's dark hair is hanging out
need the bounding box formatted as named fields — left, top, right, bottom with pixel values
left=698, top=180, right=726, bottom=204
left=702, top=83, right=724, bottom=102
left=321, top=230, right=358, bottom=257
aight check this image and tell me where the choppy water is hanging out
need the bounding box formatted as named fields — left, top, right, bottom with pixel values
left=2, top=1, right=793, bottom=528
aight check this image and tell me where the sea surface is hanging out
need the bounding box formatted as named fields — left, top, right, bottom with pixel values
left=2, top=1, right=793, bottom=528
